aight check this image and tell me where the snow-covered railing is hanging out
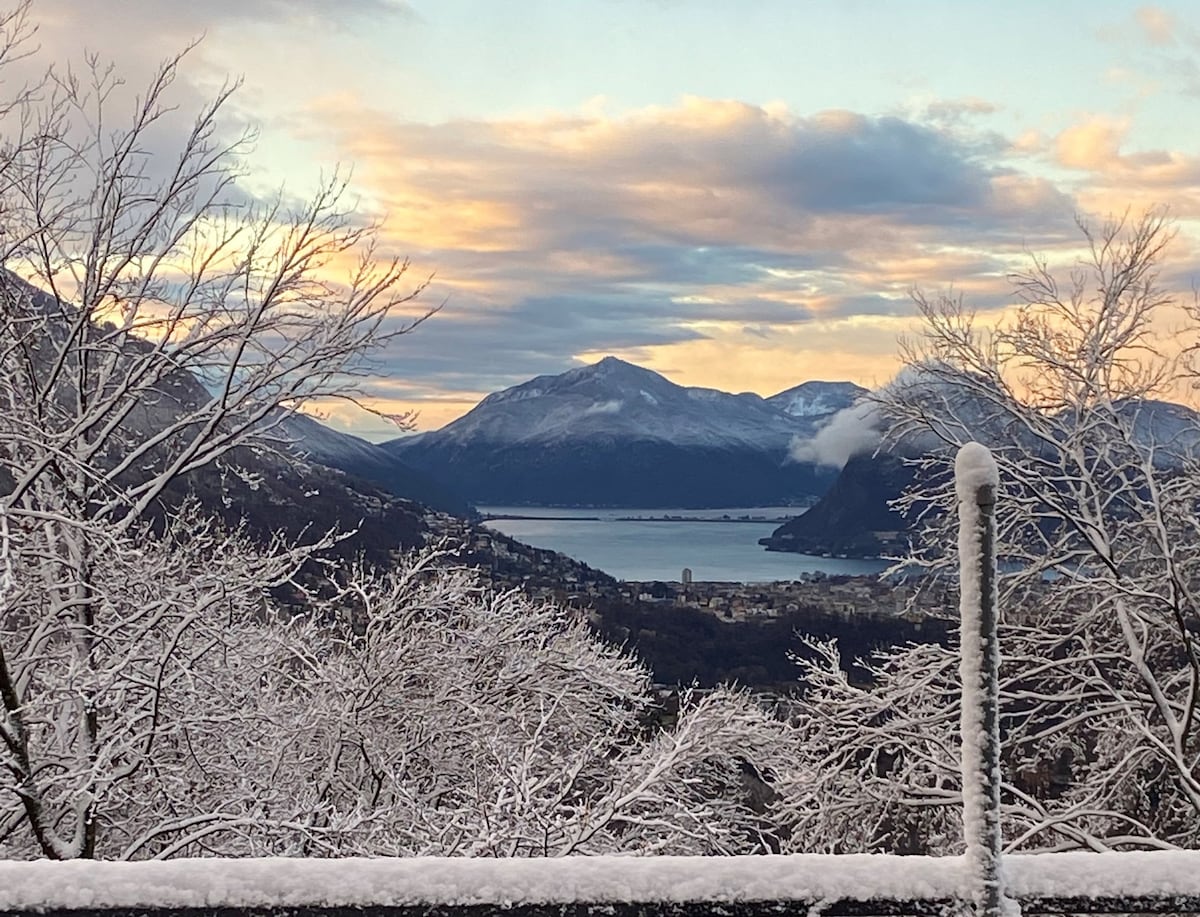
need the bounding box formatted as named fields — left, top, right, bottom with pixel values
left=3, top=852, right=1200, bottom=915
left=5, top=444, right=1200, bottom=917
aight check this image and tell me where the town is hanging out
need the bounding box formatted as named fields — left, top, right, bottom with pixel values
left=428, top=509, right=951, bottom=623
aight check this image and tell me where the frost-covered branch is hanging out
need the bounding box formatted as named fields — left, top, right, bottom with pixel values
left=795, top=213, right=1200, bottom=854
left=0, top=18, right=434, bottom=858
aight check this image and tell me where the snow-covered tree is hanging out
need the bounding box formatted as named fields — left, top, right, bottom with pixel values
left=0, top=503, right=335, bottom=857
left=0, top=7, right=430, bottom=857
left=2, top=537, right=795, bottom=859
left=102, top=550, right=796, bottom=859
left=0, top=9, right=796, bottom=860
left=788, top=212, right=1200, bottom=853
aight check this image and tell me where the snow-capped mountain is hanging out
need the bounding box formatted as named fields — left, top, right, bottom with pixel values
left=384, top=357, right=864, bottom=507
left=767, top=381, right=868, bottom=418
left=425, top=356, right=833, bottom=450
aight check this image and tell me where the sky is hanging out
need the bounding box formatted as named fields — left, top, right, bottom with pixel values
left=20, top=0, right=1200, bottom=437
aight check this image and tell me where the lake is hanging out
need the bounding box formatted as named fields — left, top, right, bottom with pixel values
left=480, top=506, right=890, bottom=583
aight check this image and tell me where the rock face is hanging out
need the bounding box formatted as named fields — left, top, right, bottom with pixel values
left=759, top=453, right=919, bottom=558
left=384, top=357, right=865, bottom=508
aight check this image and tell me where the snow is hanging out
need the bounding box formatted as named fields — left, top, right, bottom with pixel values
left=482, top=386, right=545, bottom=405
left=0, top=855, right=957, bottom=910
left=954, top=441, right=1000, bottom=499
left=584, top=400, right=623, bottom=415
left=409, top=357, right=824, bottom=451
left=1004, top=850, right=1200, bottom=899
left=768, top=381, right=868, bottom=419
left=955, top=441, right=1005, bottom=911
left=2, top=852, right=1199, bottom=910
left=777, top=394, right=840, bottom=417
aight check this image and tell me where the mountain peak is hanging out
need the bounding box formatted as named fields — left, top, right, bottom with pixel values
left=574, top=355, right=661, bottom=381
left=768, top=380, right=868, bottom=418
left=400, top=357, right=868, bottom=454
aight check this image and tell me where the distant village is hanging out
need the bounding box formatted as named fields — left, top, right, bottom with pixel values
left=428, top=511, right=953, bottom=623
left=619, top=575, right=945, bottom=622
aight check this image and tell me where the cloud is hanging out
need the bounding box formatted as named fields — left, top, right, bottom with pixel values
left=789, top=400, right=885, bottom=469
left=20, top=4, right=1200, bottom=444
left=260, top=94, right=1106, bottom=429
left=261, top=94, right=1089, bottom=421
left=15, top=2, right=419, bottom=175
left=37, top=0, right=413, bottom=38
left=785, top=362, right=1005, bottom=469
left=1107, top=8, right=1200, bottom=102
left=313, top=98, right=1066, bottom=257
left=1050, top=113, right=1200, bottom=217
left=304, top=96, right=1075, bottom=321
left=1055, top=116, right=1129, bottom=171
left=924, top=97, right=999, bottom=126
left=1137, top=5, right=1179, bottom=46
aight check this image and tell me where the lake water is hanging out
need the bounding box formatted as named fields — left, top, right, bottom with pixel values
left=480, top=506, right=889, bottom=583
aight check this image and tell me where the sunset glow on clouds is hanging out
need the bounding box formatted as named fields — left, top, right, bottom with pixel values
left=27, top=0, right=1200, bottom=435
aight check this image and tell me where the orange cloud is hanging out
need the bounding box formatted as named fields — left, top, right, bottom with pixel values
left=575, top=315, right=924, bottom=399
left=1010, top=129, right=1047, bottom=156
left=1048, top=116, right=1200, bottom=218
left=1136, top=5, right=1178, bottom=45
left=275, top=95, right=1200, bottom=428
left=1055, top=116, right=1129, bottom=171
left=304, top=96, right=1073, bottom=262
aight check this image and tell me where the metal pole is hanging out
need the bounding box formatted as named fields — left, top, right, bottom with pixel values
left=976, top=480, right=1003, bottom=917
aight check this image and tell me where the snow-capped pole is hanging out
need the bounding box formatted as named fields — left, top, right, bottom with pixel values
left=955, top=442, right=1011, bottom=917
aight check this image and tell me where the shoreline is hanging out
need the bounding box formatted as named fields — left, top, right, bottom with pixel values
left=482, top=514, right=794, bottom=524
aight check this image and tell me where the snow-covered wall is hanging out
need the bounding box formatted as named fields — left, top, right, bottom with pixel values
left=2, top=852, right=1200, bottom=912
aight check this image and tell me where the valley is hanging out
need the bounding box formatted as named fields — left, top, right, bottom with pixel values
left=425, top=510, right=945, bottom=689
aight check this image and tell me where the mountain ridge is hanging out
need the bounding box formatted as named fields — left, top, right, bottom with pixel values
left=768, top=380, right=869, bottom=418
left=762, top=395, right=1200, bottom=558
left=386, top=357, right=865, bottom=507
left=280, top=413, right=473, bottom=517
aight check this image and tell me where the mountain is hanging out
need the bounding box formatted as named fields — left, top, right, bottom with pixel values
left=763, top=396, right=1200, bottom=558
left=384, top=357, right=863, bottom=507
left=279, top=414, right=473, bottom=517
left=768, top=381, right=868, bottom=418
left=0, top=271, right=457, bottom=562
left=759, top=453, right=919, bottom=558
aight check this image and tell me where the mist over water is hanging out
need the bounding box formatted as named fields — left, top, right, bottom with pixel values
left=480, top=507, right=889, bottom=582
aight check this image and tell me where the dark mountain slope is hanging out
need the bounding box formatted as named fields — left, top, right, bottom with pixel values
left=280, top=413, right=473, bottom=517
left=764, top=396, right=1200, bottom=558
left=760, top=453, right=920, bottom=558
